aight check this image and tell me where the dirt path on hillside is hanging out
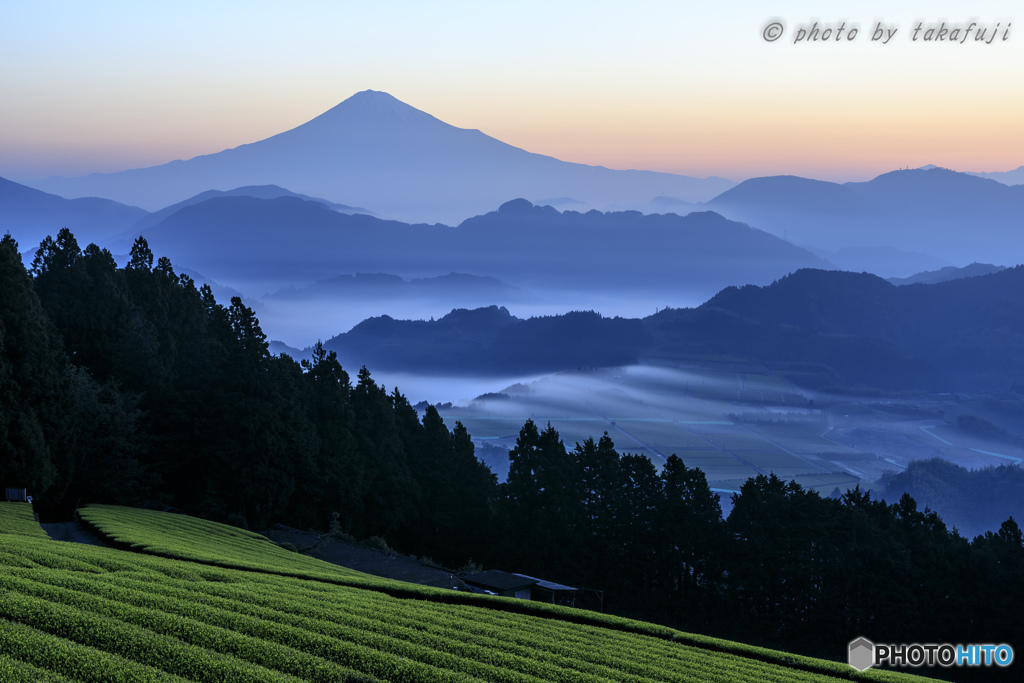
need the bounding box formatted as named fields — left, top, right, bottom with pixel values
left=266, top=525, right=460, bottom=590
left=41, top=520, right=112, bottom=547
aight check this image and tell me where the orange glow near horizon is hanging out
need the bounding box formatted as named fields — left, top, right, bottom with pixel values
left=3, top=2, right=1023, bottom=184
left=466, top=98, right=1024, bottom=183
left=6, top=85, right=1024, bottom=184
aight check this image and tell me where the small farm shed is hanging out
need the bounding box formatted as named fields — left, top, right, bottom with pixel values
left=461, top=570, right=538, bottom=599
left=512, top=573, right=578, bottom=606
left=460, top=569, right=578, bottom=605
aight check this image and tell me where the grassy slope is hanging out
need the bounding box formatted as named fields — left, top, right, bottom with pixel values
left=0, top=504, right=937, bottom=683
left=0, top=502, right=50, bottom=539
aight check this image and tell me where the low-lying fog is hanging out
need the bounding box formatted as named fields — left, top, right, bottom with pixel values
left=380, top=363, right=1024, bottom=533
left=250, top=283, right=1024, bottom=537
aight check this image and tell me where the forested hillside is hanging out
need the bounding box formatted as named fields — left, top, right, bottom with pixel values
left=4, top=229, right=1024, bottom=676
left=1, top=229, right=495, bottom=566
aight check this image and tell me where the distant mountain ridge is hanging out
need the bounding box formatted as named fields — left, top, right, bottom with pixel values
left=115, top=195, right=831, bottom=295
left=700, top=267, right=1024, bottom=389
left=705, top=168, right=1024, bottom=265
left=319, top=267, right=1024, bottom=393
left=320, top=298, right=941, bottom=392
left=323, top=307, right=651, bottom=375
left=969, top=165, right=1024, bottom=186
left=112, top=184, right=373, bottom=247
left=29, top=90, right=734, bottom=224
left=0, top=175, right=148, bottom=249
left=888, top=263, right=1006, bottom=286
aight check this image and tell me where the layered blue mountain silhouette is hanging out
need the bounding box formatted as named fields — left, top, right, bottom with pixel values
left=887, top=262, right=1006, bottom=286
left=0, top=176, right=147, bottom=249
left=12, top=161, right=1024, bottom=295
left=706, top=168, right=1024, bottom=265
left=321, top=266, right=1024, bottom=392
left=115, top=196, right=831, bottom=294
left=31, top=90, right=734, bottom=224
left=116, top=184, right=373, bottom=241
left=970, top=165, right=1024, bottom=186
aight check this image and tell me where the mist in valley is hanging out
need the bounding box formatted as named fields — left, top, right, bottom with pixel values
left=386, top=361, right=1024, bottom=536
left=237, top=246, right=1024, bottom=541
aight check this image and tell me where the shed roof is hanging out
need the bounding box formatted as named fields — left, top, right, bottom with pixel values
left=513, top=573, right=578, bottom=592
left=461, top=570, right=538, bottom=592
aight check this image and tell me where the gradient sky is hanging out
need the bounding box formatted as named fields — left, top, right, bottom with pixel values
left=1, top=0, right=1021, bottom=184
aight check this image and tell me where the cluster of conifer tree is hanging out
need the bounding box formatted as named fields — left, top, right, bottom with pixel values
left=880, top=457, right=1024, bottom=539
left=3, top=229, right=1022, bottom=674
left=0, top=229, right=496, bottom=566
left=498, top=421, right=1024, bottom=668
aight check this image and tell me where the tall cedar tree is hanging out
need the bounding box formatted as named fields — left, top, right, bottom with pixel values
left=2, top=233, right=142, bottom=514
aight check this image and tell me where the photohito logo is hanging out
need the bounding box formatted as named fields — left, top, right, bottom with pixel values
left=849, top=637, right=1014, bottom=671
